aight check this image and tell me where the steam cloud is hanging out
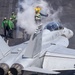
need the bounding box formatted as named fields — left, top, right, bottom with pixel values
left=17, top=0, right=63, bottom=35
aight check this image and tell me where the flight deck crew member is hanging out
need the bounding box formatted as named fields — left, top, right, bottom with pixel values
left=8, top=18, right=14, bottom=38
left=11, top=12, right=16, bottom=30
left=2, top=17, right=9, bottom=37
left=34, top=6, right=48, bottom=24
left=35, top=6, right=42, bottom=24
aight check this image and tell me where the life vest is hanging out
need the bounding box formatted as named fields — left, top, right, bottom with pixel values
left=35, top=13, right=41, bottom=20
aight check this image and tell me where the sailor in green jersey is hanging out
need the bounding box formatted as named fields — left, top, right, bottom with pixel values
left=2, top=17, right=9, bottom=37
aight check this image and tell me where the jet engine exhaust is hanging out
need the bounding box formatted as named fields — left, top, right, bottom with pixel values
left=0, top=63, right=9, bottom=75
left=9, top=63, right=23, bottom=75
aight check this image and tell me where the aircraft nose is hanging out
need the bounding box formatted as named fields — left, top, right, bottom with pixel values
left=68, top=29, right=74, bottom=38
left=63, top=28, right=74, bottom=39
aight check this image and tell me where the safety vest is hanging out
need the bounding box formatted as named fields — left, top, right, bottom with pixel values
left=35, top=13, right=41, bottom=20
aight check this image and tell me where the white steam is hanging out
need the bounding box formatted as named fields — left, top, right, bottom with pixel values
left=17, top=0, right=63, bottom=35
left=43, top=5, right=63, bottom=23
left=17, top=0, right=36, bottom=34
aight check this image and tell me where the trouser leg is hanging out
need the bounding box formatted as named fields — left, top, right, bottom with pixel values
left=10, top=30, right=13, bottom=38
left=8, top=29, right=13, bottom=38
left=4, top=28, right=6, bottom=37
left=35, top=19, right=41, bottom=24
left=13, top=20, right=17, bottom=30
